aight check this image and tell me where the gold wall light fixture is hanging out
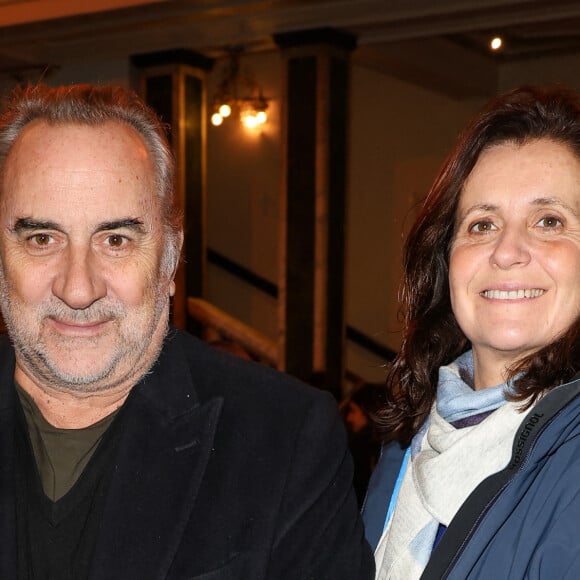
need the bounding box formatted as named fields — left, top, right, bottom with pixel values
left=210, top=46, right=269, bottom=129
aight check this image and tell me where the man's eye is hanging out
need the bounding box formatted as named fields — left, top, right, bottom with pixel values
left=537, top=216, right=562, bottom=228
left=30, top=233, right=53, bottom=246
left=106, top=234, right=126, bottom=247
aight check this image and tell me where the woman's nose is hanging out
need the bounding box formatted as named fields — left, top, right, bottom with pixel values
left=489, top=225, right=532, bottom=270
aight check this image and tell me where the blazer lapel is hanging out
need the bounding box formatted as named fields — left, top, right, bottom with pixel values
left=91, top=395, right=223, bottom=580
left=90, top=333, right=224, bottom=580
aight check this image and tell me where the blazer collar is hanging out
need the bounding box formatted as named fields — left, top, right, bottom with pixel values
left=90, top=328, right=224, bottom=580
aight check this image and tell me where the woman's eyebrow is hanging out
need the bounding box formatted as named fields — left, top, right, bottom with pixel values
left=456, top=203, right=498, bottom=222
left=532, top=197, right=578, bottom=216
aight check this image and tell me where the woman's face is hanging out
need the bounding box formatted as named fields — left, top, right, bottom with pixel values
left=449, top=139, right=580, bottom=389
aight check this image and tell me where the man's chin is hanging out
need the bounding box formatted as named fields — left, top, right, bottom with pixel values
left=27, top=346, right=122, bottom=390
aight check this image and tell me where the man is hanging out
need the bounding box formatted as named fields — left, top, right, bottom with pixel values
left=0, top=84, right=374, bottom=579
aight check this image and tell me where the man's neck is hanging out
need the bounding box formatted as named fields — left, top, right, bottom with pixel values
left=14, top=366, right=132, bottom=429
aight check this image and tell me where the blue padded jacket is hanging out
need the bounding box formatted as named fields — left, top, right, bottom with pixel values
left=363, top=373, right=580, bottom=579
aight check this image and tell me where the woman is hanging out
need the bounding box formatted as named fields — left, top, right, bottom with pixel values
left=363, top=85, right=580, bottom=579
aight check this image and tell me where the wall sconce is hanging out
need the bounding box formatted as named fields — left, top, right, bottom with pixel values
left=210, top=47, right=269, bottom=129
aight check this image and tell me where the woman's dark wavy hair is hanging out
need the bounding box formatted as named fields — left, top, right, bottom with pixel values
left=375, top=85, right=580, bottom=447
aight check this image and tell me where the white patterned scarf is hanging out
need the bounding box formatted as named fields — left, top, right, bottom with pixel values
left=374, top=351, right=528, bottom=579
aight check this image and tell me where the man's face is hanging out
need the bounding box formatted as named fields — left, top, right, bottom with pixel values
left=0, top=120, right=177, bottom=394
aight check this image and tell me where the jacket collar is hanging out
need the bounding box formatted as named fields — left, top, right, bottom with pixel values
left=90, top=328, right=224, bottom=579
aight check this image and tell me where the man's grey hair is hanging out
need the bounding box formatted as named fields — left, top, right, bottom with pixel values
left=0, top=83, right=182, bottom=275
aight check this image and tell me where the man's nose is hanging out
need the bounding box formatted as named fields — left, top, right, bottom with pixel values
left=52, top=246, right=107, bottom=309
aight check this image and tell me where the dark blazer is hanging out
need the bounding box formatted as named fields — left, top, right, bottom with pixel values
left=0, top=328, right=374, bottom=579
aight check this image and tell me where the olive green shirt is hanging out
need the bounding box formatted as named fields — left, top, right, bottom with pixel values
left=16, top=384, right=117, bottom=501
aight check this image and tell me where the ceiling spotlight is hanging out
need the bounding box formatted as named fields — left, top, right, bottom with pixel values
left=490, top=36, right=503, bottom=51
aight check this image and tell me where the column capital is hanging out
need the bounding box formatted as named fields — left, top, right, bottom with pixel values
left=131, top=48, right=214, bottom=72
left=273, top=28, right=357, bottom=52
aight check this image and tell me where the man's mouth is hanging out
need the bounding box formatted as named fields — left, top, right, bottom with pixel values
left=481, top=289, right=545, bottom=300
left=49, top=317, right=108, bottom=327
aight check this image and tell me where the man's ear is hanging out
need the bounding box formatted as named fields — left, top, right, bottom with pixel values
left=174, top=230, right=184, bottom=274
left=168, top=230, right=184, bottom=296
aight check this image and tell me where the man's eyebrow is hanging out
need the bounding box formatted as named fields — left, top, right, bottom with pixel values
left=12, top=218, right=61, bottom=232
left=94, top=218, right=145, bottom=233
left=11, top=217, right=147, bottom=234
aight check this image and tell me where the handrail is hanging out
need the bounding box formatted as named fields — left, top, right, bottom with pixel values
left=187, top=297, right=279, bottom=366
left=206, top=247, right=396, bottom=362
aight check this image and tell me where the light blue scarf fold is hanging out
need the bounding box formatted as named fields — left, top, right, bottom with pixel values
left=411, top=350, right=509, bottom=457
left=376, top=350, right=523, bottom=580
left=436, top=350, right=508, bottom=422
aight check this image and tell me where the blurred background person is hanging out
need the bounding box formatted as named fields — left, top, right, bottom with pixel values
left=342, top=382, right=382, bottom=507
left=363, top=85, right=580, bottom=579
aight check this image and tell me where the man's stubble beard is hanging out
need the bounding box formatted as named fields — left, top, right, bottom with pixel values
left=0, top=269, right=170, bottom=395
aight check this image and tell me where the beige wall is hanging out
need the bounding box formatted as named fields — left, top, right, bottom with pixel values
left=203, top=46, right=580, bottom=384
left=206, top=51, right=281, bottom=341
left=203, top=52, right=488, bottom=383
left=499, top=52, right=580, bottom=92
left=345, top=66, right=486, bottom=381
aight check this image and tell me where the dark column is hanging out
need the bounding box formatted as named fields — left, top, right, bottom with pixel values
left=131, top=49, right=213, bottom=332
left=274, top=29, right=356, bottom=398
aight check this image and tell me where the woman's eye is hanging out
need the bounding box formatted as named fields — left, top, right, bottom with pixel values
left=536, top=216, right=562, bottom=228
left=469, top=221, right=496, bottom=233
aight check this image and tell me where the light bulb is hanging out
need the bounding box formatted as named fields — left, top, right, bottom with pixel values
left=211, top=112, right=224, bottom=126
left=490, top=37, right=502, bottom=51
left=242, top=114, right=259, bottom=129
left=256, top=110, right=267, bottom=124
left=219, top=103, right=232, bottom=118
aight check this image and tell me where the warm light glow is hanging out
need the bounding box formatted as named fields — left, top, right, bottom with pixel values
left=241, top=113, right=259, bottom=129
left=211, top=112, right=224, bottom=126
left=210, top=47, right=270, bottom=129
left=490, top=36, right=503, bottom=51
left=218, top=103, right=232, bottom=118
